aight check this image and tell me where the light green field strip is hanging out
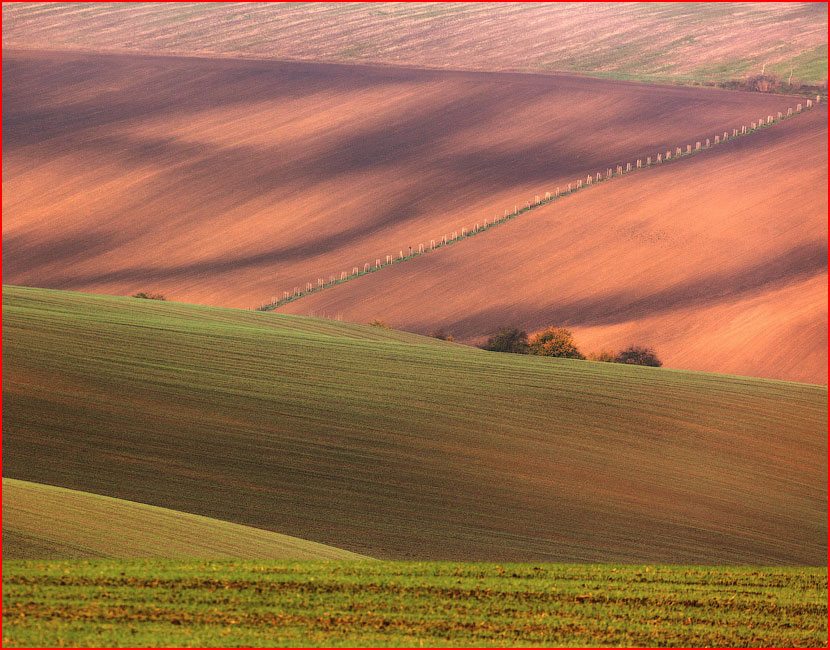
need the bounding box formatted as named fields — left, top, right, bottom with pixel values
left=2, top=478, right=369, bottom=561
left=2, top=560, right=826, bottom=647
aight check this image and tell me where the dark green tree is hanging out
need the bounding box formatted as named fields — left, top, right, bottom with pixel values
left=615, top=346, right=662, bottom=367
left=482, top=327, right=529, bottom=354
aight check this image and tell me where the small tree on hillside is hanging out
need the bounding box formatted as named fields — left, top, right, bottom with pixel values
left=482, top=327, right=529, bottom=354
left=528, top=327, right=585, bottom=359
left=429, top=329, right=455, bottom=342
left=368, top=318, right=392, bottom=329
left=615, top=345, right=662, bottom=367
left=588, top=349, right=616, bottom=363
left=132, top=291, right=166, bottom=300
left=746, top=73, right=778, bottom=93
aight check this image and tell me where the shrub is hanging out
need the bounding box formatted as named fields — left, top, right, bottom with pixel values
left=132, top=291, right=166, bottom=300
left=429, top=329, right=455, bottom=342
left=615, top=345, right=662, bottom=367
left=588, top=349, right=616, bottom=363
left=368, top=318, right=392, bottom=329
left=746, top=74, right=778, bottom=93
left=482, top=327, right=529, bottom=354
left=528, top=327, right=585, bottom=359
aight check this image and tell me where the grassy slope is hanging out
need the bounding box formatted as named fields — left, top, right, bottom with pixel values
left=2, top=478, right=367, bottom=561
left=277, top=106, right=828, bottom=385
left=1, top=3, right=826, bottom=84
left=3, top=560, right=826, bottom=648
left=2, top=286, right=826, bottom=564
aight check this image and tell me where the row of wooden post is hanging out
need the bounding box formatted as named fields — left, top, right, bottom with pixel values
left=265, top=95, right=821, bottom=309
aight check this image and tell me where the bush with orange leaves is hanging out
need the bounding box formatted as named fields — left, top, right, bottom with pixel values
left=528, top=327, right=585, bottom=359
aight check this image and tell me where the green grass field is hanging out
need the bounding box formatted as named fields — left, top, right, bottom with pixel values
left=3, top=286, right=826, bottom=565
left=3, top=560, right=825, bottom=647
left=2, top=479, right=367, bottom=561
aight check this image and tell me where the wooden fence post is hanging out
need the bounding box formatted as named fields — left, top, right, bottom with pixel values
left=626, top=162, right=631, bottom=172
left=686, top=144, right=691, bottom=153
left=376, top=258, right=381, bottom=268
left=545, top=191, right=551, bottom=200
left=636, top=159, right=642, bottom=168
left=695, top=141, right=700, bottom=150
left=787, top=107, right=792, bottom=116
left=646, top=156, right=651, bottom=165
left=352, top=267, right=358, bottom=276
left=705, top=138, right=710, bottom=147
left=430, top=239, right=435, bottom=249
left=750, top=122, right=756, bottom=129
left=714, top=135, right=719, bottom=144
left=657, top=153, right=662, bottom=163
left=364, top=263, right=370, bottom=272
left=462, top=227, right=467, bottom=237
left=535, top=195, right=540, bottom=204
left=418, top=243, right=424, bottom=253
left=797, top=103, right=802, bottom=112
left=676, top=146, right=681, bottom=156
left=567, top=183, right=571, bottom=192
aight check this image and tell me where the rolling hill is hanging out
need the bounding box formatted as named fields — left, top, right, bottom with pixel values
left=2, top=51, right=812, bottom=382
left=2, top=3, right=826, bottom=85
left=2, top=478, right=368, bottom=560
left=3, top=286, right=826, bottom=565
left=276, top=103, right=828, bottom=385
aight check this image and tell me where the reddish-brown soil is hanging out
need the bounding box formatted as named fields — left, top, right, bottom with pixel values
left=3, top=50, right=823, bottom=382
left=278, top=107, right=828, bottom=385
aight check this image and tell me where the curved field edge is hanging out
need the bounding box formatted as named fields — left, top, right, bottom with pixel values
left=2, top=560, right=826, bottom=648
left=1, top=478, right=370, bottom=561
left=2, top=286, right=826, bottom=564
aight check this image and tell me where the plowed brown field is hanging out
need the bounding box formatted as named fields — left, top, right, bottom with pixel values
left=3, top=50, right=823, bottom=382
left=278, top=107, right=828, bottom=384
